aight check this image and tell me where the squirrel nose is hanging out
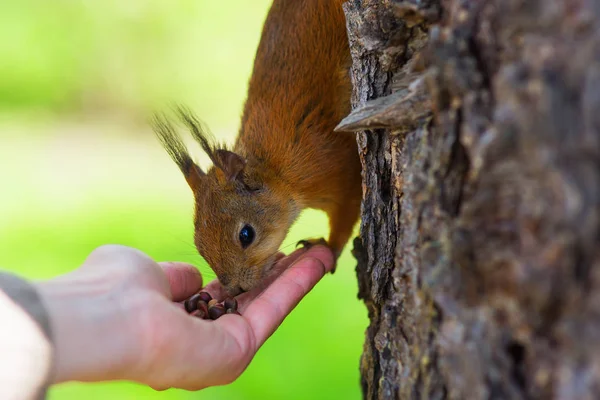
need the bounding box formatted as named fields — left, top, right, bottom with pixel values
left=218, top=274, right=246, bottom=296
left=226, top=285, right=245, bottom=297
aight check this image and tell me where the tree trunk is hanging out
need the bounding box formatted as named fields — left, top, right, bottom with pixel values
left=340, top=0, right=600, bottom=399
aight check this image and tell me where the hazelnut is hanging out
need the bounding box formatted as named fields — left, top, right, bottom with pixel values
left=208, top=299, right=219, bottom=308
left=198, top=291, right=212, bottom=303
left=224, top=297, right=238, bottom=312
left=208, top=304, right=226, bottom=320
left=184, top=293, right=201, bottom=313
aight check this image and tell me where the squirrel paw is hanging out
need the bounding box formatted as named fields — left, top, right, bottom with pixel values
left=296, top=238, right=338, bottom=274
left=296, top=237, right=328, bottom=250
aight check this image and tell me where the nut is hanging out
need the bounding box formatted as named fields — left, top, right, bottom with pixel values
left=184, top=293, right=201, bottom=313
left=208, top=304, right=226, bottom=320
left=226, top=308, right=241, bottom=316
left=208, top=299, right=219, bottom=308
left=224, top=297, right=238, bottom=312
left=198, top=291, right=212, bottom=303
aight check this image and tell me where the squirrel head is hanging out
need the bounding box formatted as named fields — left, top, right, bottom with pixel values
left=152, top=107, right=298, bottom=295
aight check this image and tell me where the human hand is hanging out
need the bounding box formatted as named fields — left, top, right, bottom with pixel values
left=34, top=244, right=335, bottom=390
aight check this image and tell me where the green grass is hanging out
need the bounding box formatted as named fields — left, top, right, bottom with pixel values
left=0, top=1, right=367, bottom=398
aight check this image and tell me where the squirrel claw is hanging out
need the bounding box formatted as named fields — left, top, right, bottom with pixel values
left=295, top=238, right=338, bottom=274
left=296, top=237, right=328, bottom=250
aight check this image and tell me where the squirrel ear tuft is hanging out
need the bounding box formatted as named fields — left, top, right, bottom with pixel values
left=151, top=111, right=205, bottom=192
left=215, top=149, right=246, bottom=183
left=184, top=162, right=205, bottom=191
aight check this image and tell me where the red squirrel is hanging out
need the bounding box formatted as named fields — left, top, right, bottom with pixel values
left=152, top=0, right=361, bottom=296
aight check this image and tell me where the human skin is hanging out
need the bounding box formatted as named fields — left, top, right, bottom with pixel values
left=34, top=244, right=334, bottom=391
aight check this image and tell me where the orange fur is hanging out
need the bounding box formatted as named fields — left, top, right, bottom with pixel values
left=154, top=0, right=361, bottom=295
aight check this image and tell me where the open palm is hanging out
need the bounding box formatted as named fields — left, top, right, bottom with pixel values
left=37, top=244, right=335, bottom=391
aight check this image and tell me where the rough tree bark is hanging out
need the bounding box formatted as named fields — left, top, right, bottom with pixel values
left=338, top=0, right=600, bottom=399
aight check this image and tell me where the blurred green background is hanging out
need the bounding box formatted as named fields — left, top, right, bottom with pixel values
left=0, top=1, right=366, bottom=399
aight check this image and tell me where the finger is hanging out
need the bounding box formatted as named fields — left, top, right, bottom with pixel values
left=234, top=248, right=311, bottom=308
left=241, top=246, right=334, bottom=349
left=269, top=248, right=307, bottom=270
left=159, top=262, right=203, bottom=302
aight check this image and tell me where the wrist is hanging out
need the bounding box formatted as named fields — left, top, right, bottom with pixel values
left=35, top=273, right=140, bottom=384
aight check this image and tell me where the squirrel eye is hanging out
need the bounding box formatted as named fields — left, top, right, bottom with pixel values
left=239, top=224, right=255, bottom=248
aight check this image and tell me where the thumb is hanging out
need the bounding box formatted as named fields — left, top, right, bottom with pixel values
left=158, top=262, right=203, bottom=302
